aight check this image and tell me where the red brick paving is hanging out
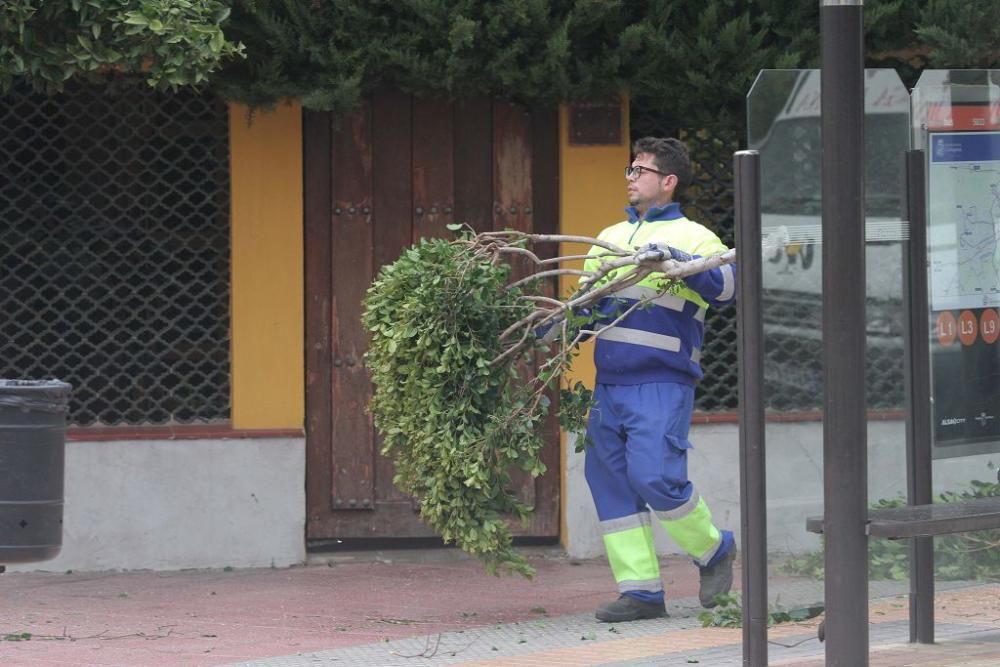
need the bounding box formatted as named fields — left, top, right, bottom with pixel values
left=0, top=552, right=707, bottom=666
left=3, top=551, right=999, bottom=667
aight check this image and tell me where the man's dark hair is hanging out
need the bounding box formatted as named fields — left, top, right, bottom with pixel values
left=632, top=136, right=693, bottom=196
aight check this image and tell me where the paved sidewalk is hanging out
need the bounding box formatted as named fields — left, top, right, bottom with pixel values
left=1, top=548, right=998, bottom=666
left=218, top=577, right=1000, bottom=667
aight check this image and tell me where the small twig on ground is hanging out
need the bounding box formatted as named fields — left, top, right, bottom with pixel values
left=391, top=633, right=442, bottom=658
left=366, top=616, right=431, bottom=625
left=767, top=626, right=825, bottom=649
left=1, top=628, right=179, bottom=642
left=391, top=633, right=482, bottom=659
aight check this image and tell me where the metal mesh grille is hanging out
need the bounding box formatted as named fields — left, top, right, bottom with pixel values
left=683, top=130, right=740, bottom=413
left=630, top=107, right=905, bottom=413
left=0, top=82, right=232, bottom=427
left=628, top=109, right=742, bottom=413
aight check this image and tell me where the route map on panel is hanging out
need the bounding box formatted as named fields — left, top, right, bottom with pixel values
left=928, top=131, right=1000, bottom=311
left=927, top=130, right=1000, bottom=455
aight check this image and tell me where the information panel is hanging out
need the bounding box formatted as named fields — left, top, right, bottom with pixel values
left=927, top=130, right=1000, bottom=453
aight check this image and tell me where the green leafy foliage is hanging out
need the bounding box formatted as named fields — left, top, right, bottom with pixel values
left=917, top=1, right=1000, bottom=69
left=213, top=0, right=996, bottom=122
left=782, top=471, right=1000, bottom=582
left=215, top=0, right=822, bottom=116
left=6, top=1, right=999, bottom=116
left=624, top=1, right=797, bottom=134
left=217, top=0, right=631, bottom=111
left=768, top=604, right=825, bottom=625
left=698, top=592, right=823, bottom=628
left=698, top=592, right=743, bottom=628
left=560, top=381, right=593, bottom=453
left=0, top=0, right=244, bottom=94
left=363, top=237, right=590, bottom=577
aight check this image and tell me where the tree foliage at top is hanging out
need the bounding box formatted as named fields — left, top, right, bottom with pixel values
left=0, top=0, right=244, bottom=94
left=217, top=0, right=794, bottom=128
left=915, top=0, right=1000, bottom=70
left=3, top=0, right=1000, bottom=128
left=216, top=0, right=1000, bottom=130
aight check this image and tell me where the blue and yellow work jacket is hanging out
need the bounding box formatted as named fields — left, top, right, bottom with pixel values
left=583, top=202, right=735, bottom=386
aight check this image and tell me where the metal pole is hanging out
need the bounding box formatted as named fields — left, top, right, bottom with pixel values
left=820, top=1, right=869, bottom=665
left=735, top=150, right=767, bottom=667
left=903, top=149, right=934, bottom=643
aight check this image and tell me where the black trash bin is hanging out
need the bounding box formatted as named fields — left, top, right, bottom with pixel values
left=0, top=379, right=71, bottom=565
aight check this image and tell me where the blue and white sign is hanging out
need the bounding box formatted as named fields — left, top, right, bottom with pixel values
left=931, top=132, right=1000, bottom=164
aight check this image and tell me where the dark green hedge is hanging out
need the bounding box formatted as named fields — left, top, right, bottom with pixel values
left=4, top=2, right=999, bottom=131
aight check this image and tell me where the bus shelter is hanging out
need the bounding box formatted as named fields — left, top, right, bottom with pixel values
left=736, top=64, right=1000, bottom=666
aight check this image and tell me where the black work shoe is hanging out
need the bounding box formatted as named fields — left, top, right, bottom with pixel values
left=699, top=547, right=736, bottom=608
left=595, top=595, right=666, bottom=623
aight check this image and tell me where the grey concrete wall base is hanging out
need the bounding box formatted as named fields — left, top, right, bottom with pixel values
left=565, top=421, right=998, bottom=559
left=7, top=437, right=306, bottom=572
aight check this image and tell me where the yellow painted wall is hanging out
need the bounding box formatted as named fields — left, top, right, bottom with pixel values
left=558, top=101, right=631, bottom=545
left=558, top=103, right=632, bottom=388
left=229, top=102, right=304, bottom=429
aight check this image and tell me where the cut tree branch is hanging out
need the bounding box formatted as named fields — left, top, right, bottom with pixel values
left=464, top=231, right=736, bottom=367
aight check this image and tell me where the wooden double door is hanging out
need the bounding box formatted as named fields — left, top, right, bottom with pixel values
left=304, top=91, right=561, bottom=542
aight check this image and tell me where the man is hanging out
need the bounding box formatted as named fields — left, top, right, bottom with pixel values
left=582, top=136, right=736, bottom=623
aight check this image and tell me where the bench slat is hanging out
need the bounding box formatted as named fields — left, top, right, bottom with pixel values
left=806, top=497, right=1000, bottom=539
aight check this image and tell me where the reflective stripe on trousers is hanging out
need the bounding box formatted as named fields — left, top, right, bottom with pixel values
left=600, top=513, right=662, bottom=594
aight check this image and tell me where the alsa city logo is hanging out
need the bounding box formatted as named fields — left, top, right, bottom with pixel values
left=941, top=414, right=997, bottom=427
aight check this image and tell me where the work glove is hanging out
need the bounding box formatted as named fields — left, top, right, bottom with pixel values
left=635, top=242, right=692, bottom=263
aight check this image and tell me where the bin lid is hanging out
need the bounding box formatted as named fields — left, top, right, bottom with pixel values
left=0, top=380, right=72, bottom=413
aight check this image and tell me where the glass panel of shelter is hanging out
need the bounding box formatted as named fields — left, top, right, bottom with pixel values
left=745, top=68, right=911, bottom=620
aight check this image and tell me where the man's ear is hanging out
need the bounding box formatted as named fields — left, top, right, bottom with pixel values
left=661, top=173, right=678, bottom=194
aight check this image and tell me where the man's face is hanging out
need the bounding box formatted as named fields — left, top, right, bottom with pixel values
left=627, top=152, right=675, bottom=210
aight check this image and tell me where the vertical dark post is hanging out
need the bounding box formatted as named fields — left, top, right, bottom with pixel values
left=821, top=1, right=869, bottom=664
left=902, top=149, right=934, bottom=643
left=735, top=150, right=768, bottom=667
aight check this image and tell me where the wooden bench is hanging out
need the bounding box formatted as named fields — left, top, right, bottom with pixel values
left=807, top=496, right=1000, bottom=645
left=807, top=496, right=1000, bottom=539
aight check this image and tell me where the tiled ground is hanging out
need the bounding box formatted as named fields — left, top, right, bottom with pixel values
left=2, top=550, right=999, bottom=667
